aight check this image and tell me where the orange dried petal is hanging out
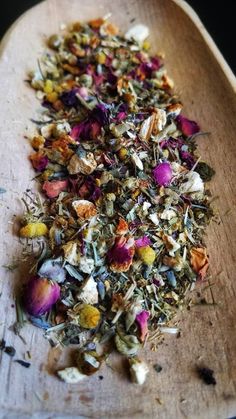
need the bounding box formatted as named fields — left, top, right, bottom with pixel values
left=116, top=217, right=129, bottom=235
left=72, top=200, right=97, bottom=220
left=89, top=18, right=104, bottom=29
left=190, top=247, right=209, bottom=280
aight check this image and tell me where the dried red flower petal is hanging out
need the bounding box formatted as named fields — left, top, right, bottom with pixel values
left=135, top=236, right=151, bottom=248
left=176, top=115, right=200, bottom=137
left=107, top=236, right=135, bottom=272
left=42, top=179, right=68, bottom=198
left=30, top=152, right=48, bottom=171
left=136, top=310, right=150, bottom=342
left=24, top=276, right=60, bottom=316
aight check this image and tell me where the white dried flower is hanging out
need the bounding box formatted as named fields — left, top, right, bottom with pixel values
left=148, top=213, right=159, bottom=225
left=72, top=200, right=97, bottom=220
left=142, top=201, right=152, bottom=212
left=152, top=108, right=167, bottom=134
left=131, top=152, right=143, bottom=170
left=79, top=257, right=95, bottom=274
left=58, top=367, right=86, bottom=384
left=139, top=114, right=155, bottom=141
left=129, top=358, right=149, bottom=385
left=62, top=241, right=80, bottom=266
left=125, top=24, right=149, bottom=44
left=160, top=209, right=176, bottom=220
left=180, top=171, right=204, bottom=194
left=53, top=121, right=71, bottom=137
left=77, top=276, right=98, bottom=304
left=164, top=235, right=180, bottom=257
left=68, top=152, right=97, bottom=175
left=41, top=123, right=55, bottom=139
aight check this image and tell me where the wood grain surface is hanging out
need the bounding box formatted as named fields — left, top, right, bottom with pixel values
left=0, top=1, right=236, bottom=418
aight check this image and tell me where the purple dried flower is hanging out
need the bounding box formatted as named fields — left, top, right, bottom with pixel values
left=153, top=162, right=172, bottom=186
left=136, top=310, right=150, bottom=342
left=180, top=150, right=196, bottom=169
left=30, top=153, right=49, bottom=172
left=60, top=88, right=79, bottom=107
left=135, top=236, right=151, bottom=248
left=24, top=276, right=60, bottom=316
left=176, top=115, right=200, bottom=137
left=160, top=137, right=184, bottom=150
left=91, top=103, right=110, bottom=126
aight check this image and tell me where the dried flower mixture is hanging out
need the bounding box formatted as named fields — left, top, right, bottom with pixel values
left=16, top=17, right=215, bottom=384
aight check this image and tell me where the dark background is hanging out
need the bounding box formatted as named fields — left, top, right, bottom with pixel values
left=1, top=0, right=235, bottom=74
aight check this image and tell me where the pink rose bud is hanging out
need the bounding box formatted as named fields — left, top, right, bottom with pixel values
left=153, top=162, right=172, bottom=186
left=176, top=115, right=200, bottom=137
left=136, top=310, right=150, bottom=342
left=24, top=276, right=60, bottom=316
left=42, top=179, right=68, bottom=199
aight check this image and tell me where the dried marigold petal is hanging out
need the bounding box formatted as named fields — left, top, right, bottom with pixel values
left=31, top=135, right=45, bottom=150
left=89, top=18, right=104, bottom=29
left=190, top=247, right=209, bottom=280
left=116, top=217, right=129, bottom=235
left=72, top=200, right=97, bottom=220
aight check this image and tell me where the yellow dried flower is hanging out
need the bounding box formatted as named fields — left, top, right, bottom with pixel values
left=137, top=246, right=156, bottom=265
left=96, top=51, right=106, bottom=65
left=46, top=92, right=58, bottom=103
left=79, top=304, right=100, bottom=329
left=31, top=135, right=45, bottom=150
left=54, top=84, right=63, bottom=93
left=118, top=147, right=128, bottom=160
left=43, top=79, right=54, bottom=94
left=20, top=222, right=48, bottom=238
left=143, top=40, right=150, bottom=51
left=41, top=169, right=54, bottom=181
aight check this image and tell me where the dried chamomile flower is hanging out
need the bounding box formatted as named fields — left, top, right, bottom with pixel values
left=78, top=304, right=101, bottom=329
left=20, top=222, right=48, bottom=238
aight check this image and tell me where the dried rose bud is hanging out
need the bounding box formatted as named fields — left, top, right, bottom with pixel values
left=107, top=236, right=135, bottom=272
left=176, top=114, right=200, bottom=137
left=29, top=152, right=48, bottom=171
left=153, top=162, right=172, bottom=187
left=136, top=310, right=150, bottom=342
left=42, top=179, right=68, bottom=199
left=24, top=276, right=60, bottom=316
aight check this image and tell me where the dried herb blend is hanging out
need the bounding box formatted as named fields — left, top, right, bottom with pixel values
left=18, top=17, right=215, bottom=384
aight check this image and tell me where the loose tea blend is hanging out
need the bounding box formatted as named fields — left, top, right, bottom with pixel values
left=16, top=17, right=215, bottom=384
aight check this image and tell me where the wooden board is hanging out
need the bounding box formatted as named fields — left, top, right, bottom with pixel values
left=0, top=0, right=236, bottom=417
